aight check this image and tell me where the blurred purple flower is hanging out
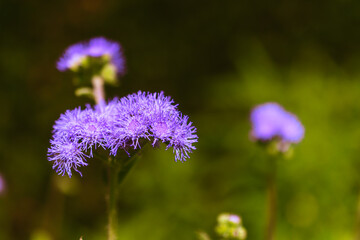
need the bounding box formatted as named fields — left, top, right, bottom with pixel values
left=250, top=102, right=304, bottom=144
left=57, top=43, right=87, bottom=71
left=0, top=174, right=5, bottom=195
left=48, top=91, right=198, bottom=177
left=57, top=37, right=125, bottom=74
left=87, top=37, right=125, bottom=74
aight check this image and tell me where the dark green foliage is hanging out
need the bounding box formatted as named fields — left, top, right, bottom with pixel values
left=1, top=0, right=360, bottom=239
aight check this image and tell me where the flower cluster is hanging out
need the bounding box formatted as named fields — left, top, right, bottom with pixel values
left=48, top=91, right=198, bottom=177
left=57, top=37, right=125, bottom=75
left=250, top=103, right=304, bottom=150
left=215, top=213, right=247, bottom=240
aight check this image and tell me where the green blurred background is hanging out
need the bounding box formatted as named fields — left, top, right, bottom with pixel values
left=1, top=0, right=360, bottom=239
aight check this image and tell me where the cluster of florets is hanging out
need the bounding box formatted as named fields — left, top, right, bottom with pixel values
left=48, top=91, right=198, bottom=177
left=57, top=37, right=125, bottom=75
left=250, top=103, right=304, bottom=151
left=215, top=213, right=247, bottom=240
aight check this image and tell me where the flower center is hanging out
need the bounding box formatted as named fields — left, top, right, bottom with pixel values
left=154, top=122, right=168, bottom=136
left=88, top=124, right=97, bottom=132
left=128, top=119, right=140, bottom=132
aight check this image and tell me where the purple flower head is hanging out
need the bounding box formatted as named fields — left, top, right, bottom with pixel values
left=106, top=111, right=149, bottom=155
left=104, top=93, right=150, bottom=155
left=57, top=37, right=125, bottom=75
left=48, top=106, right=107, bottom=177
left=52, top=107, right=106, bottom=152
left=167, top=114, right=198, bottom=162
left=250, top=103, right=304, bottom=144
left=105, top=91, right=198, bottom=162
left=150, top=110, right=177, bottom=144
left=48, top=137, right=89, bottom=177
left=48, top=91, right=198, bottom=177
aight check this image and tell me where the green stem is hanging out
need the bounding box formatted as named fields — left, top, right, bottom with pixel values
left=108, top=157, right=119, bottom=240
left=265, top=157, right=277, bottom=240
left=107, top=154, right=140, bottom=240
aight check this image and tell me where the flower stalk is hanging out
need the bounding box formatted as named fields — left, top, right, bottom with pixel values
left=91, top=73, right=118, bottom=240
left=91, top=74, right=118, bottom=240
left=92, top=75, right=105, bottom=106
left=107, top=157, right=119, bottom=240
left=249, top=103, right=304, bottom=240
left=106, top=153, right=140, bottom=240
left=265, top=156, right=277, bottom=240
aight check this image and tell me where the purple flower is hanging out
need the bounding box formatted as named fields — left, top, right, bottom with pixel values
left=105, top=91, right=198, bottom=162
left=57, top=37, right=125, bottom=74
left=52, top=107, right=106, bottom=152
left=48, top=137, right=89, bottom=177
left=250, top=103, right=304, bottom=144
left=167, top=114, right=198, bottom=162
left=48, top=91, right=198, bottom=177
left=0, top=173, right=6, bottom=196
left=48, top=106, right=107, bottom=177
left=150, top=109, right=177, bottom=144
left=105, top=100, right=150, bottom=155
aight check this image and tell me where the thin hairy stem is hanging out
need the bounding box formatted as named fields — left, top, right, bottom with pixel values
left=92, top=75, right=105, bottom=105
left=265, top=157, right=277, bottom=240
left=106, top=154, right=140, bottom=240
left=107, top=157, right=119, bottom=240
